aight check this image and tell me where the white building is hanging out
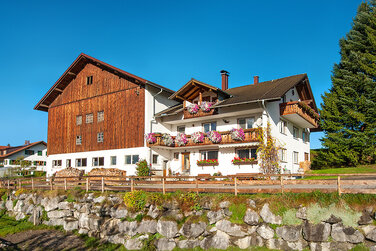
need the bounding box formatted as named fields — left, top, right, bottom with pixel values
left=0, top=141, right=47, bottom=172
left=35, top=54, right=319, bottom=177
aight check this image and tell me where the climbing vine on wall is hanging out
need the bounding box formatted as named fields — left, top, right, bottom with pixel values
left=258, top=122, right=280, bottom=175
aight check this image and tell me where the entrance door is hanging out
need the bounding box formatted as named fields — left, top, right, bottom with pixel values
left=181, top=152, right=190, bottom=173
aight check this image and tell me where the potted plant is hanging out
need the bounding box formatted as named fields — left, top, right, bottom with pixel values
left=232, top=157, right=258, bottom=165
left=197, top=159, right=219, bottom=166
left=200, top=101, right=214, bottom=112
left=162, top=133, right=174, bottom=147
left=230, top=128, right=245, bottom=141
left=187, top=104, right=199, bottom=114
left=145, top=133, right=157, bottom=144
left=208, top=131, right=222, bottom=143
left=175, top=133, right=188, bottom=146
left=192, top=132, right=204, bottom=143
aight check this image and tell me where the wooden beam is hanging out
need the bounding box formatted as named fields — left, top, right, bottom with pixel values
left=39, top=104, right=49, bottom=108
left=67, top=72, right=76, bottom=76
left=55, top=88, right=63, bottom=93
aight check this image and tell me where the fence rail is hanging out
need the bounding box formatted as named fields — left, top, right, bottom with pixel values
left=1, top=173, right=376, bottom=195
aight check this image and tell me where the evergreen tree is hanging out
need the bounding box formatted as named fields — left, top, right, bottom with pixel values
left=317, top=1, right=376, bottom=167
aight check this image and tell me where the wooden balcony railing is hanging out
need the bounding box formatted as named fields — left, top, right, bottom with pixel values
left=183, top=107, right=216, bottom=119
left=280, top=101, right=319, bottom=128
left=147, top=128, right=261, bottom=148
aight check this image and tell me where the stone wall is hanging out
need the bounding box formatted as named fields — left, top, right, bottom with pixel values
left=1, top=192, right=376, bottom=251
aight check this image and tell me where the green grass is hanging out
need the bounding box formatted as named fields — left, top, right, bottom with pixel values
left=228, top=203, right=247, bottom=224
left=305, top=164, right=376, bottom=179
left=79, top=234, right=126, bottom=251
left=173, top=247, right=281, bottom=251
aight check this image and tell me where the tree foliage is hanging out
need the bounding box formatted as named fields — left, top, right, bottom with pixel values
left=258, top=122, right=280, bottom=174
left=316, top=1, right=376, bottom=167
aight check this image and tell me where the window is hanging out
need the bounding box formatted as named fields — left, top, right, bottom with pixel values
left=280, top=120, right=287, bottom=134
left=152, top=154, right=159, bottom=164
left=279, top=149, right=287, bottom=162
left=203, top=122, right=217, bottom=133
left=237, top=148, right=257, bottom=159
left=238, top=117, right=254, bottom=129
left=125, top=155, right=139, bottom=164
left=76, top=158, right=87, bottom=167
left=52, top=160, right=62, bottom=168
left=97, top=111, right=104, bottom=122
left=92, top=157, right=104, bottom=167
left=76, top=135, right=82, bottom=145
left=173, top=152, right=179, bottom=160
left=66, top=159, right=71, bottom=167
left=110, top=156, right=117, bottom=165
left=76, top=115, right=82, bottom=125
left=293, top=126, right=299, bottom=139
left=281, top=95, right=286, bottom=103
left=302, top=130, right=309, bottom=143
left=38, top=151, right=42, bottom=156
left=86, top=113, right=93, bottom=124
left=201, top=150, right=218, bottom=160
left=97, top=132, right=104, bottom=143
left=86, top=76, right=93, bottom=85
left=177, top=126, right=185, bottom=134
left=304, top=152, right=309, bottom=161
left=293, top=151, right=299, bottom=164
left=25, top=150, right=34, bottom=155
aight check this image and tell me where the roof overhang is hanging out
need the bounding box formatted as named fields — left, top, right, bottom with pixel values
left=34, top=53, right=174, bottom=112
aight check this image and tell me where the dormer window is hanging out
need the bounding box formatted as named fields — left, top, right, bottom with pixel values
left=86, top=76, right=93, bottom=85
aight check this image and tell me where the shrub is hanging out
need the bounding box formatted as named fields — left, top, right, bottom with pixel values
left=136, top=160, right=150, bottom=177
left=178, top=192, right=201, bottom=211
left=124, top=190, right=147, bottom=211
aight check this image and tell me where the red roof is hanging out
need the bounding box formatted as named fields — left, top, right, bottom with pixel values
left=0, top=141, right=47, bottom=158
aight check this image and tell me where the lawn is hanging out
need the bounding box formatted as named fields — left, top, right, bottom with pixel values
left=304, top=164, right=376, bottom=179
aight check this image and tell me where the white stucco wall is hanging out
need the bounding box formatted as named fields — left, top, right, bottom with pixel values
left=3, top=143, right=47, bottom=171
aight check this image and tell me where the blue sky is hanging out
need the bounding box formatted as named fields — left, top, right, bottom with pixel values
left=0, top=0, right=362, bottom=148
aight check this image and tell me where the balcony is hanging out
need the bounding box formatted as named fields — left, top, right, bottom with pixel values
left=183, top=101, right=217, bottom=119
left=183, top=107, right=216, bottom=119
left=147, top=128, right=261, bottom=148
left=280, top=101, right=319, bottom=128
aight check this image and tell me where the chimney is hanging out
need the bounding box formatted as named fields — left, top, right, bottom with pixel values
left=253, top=76, right=259, bottom=84
left=25, top=140, right=30, bottom=145
left=221, top=70, right=229, bottom=90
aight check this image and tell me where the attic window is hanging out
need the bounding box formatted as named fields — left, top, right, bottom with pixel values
left=86, top=76, right=93, bottom=85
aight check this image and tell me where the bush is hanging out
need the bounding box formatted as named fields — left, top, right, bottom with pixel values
left=124, top=190, right=147, bottom=211
left=136, top=159, right=151, bottom=177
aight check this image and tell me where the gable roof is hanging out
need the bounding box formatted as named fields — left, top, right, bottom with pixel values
left=34, top=53, right=174, bottom=111
left=214, top=73, right=318, bottom=112
left=0, top=141, right=47, bottom=158
left=169, top=78, right=231, bottom=101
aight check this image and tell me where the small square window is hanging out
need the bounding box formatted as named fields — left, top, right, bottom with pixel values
left=238, top=118, right=254, bottom=129
left=97, top=111, right=104, bottom=122
left=86, top=76, right=93, bottom=85
left=293, top=151, right=299, bottom=164
left=125, top=155, right=132, bottom=165
left=279, top=149, right=287, bottom=162
left=38, top=151, right=42, bottom=156
left=177, top=126, right=185, bottom=134
left=132, top=155, right=139, bottom=164
left=111, top=156, right=117, bottom=165
left=76, top=115, right=82, bottom=125
left=97, top=132, right=104, bottom=143
left=86, top=113, right=93, bottom=124
left=173, top=152, right=179, bottom=160
left=76, top=135, right=82, bottom=145
left=293, top=126, right=299, bottom=139
left=152, top=154, right=158, bottom=164
left=280, top=120, right=287, bottom=134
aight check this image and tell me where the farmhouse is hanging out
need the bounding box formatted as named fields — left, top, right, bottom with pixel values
left=0, top=141, right=47, bottom=171
left=35, top=53, right=319, bottom=177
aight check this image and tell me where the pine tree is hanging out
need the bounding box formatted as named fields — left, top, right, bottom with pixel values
left=317, top=1, right=376, bottom=167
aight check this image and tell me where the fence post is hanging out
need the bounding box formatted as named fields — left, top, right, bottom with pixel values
left=131, top=178, right=134, bottom=192
left=337, top=176, right=341, bottom=196
left=195, top=177, right=199, bottom=195
left=31, top=178, right=34, bottom=190
left=7, top=180, right=9, bottom=190
left=50, top=178, right=53, bottom=190
left=280, top=175, right=284, bottom=194
left=101, top=177, right=104, bottom=193
left=86, top=177, right=89, bottom=192
left=19, top=179, right=21, bottom=190
left=64, top=178, right=67, bottom=191
left=234, top=177, right=238, bottom=196
left=162, top=177, right=165, bottom=195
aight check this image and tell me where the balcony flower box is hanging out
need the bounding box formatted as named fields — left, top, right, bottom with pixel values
left=208, top=131, right=222, bottom=143
left=230, top=128, right=245, bottom=141
left=176, top=133, right=188, bottom=146
left=232, top=157, right=258, bottom=165
left=197, top=159, right=219, bottom=166
left=187, top=104, right=199, bottom=114
left=192, top=132, right=204, bottom=143
left=200, top=101, right=214, bottom=112
left=162, top=133, right=174, bottom=147
left=145, top=133, right=157, bottom=144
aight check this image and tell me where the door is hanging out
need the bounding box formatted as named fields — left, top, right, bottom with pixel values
left=181, top=152, right=190, bottom=173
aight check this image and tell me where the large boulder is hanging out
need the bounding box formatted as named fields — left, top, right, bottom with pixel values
left=244, top=208, right=259, bottom=225
left=47, top=210, right=72, bottom=219
left=257, top=224, right=275, bottom=240
left=358, top=210, right=373, bottom=225
left=302, top=221, right=331, bottom=242
left=267, top=238, right=308, bottom=251
left=207, top=210, right=225, bottom=224
left=63, top=217, right=79, bottom=231
left=100, top=218, right=121, bottom=236
left=365, top=227, right=376, bottom=242
left=137, top=220, right=157, bottom=234
left=156, top=238, right=176, bottom=251
left=157, top=220, right=178, bottom=238
left=276, top=225, right=302, bottom=242
left=111, top=207, right=128, bottom=219
left=177, top=239, right=200, bottom=249
left=44, top=197, right=60, bottom=211
left=331, top=223, right=364, bottom=243
left=119, top=221, right=138, bottom=237
left=200, top=230, right=230, bottom=250
left=310, top=242, right=354, bottom=251
left=58, top=201, right=73, bottom=210
left=147, top=205, right=161, bottom=219
left=125, top=238, right=143, bottom=250
left=179, top=222, right=206, bottom=238
left=296, top=207, right=307, bottom=220
left=235, top=235, right=263, bottom=249
left=216, top=220, right=247, bottom=237
left=260, top=203, right=282, bottom=224
left=219, top=201, right=230, bottom=208
left=5, top=200, right=13, bottom=211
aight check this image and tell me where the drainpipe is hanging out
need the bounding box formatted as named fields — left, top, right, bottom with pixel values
left=149, top=86, right=164, bottom=167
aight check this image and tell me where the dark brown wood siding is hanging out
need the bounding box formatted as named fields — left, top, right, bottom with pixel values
left=47, top=63, right=145, bottom=155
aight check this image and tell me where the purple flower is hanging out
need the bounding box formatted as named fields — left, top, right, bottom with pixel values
left=231, top=128, right=245, bottom=141
left=175, top=133, right=188, bottom=146
left=187, top=104, right=199, bottom=114
left=200, top=102, right=214, bottom=112
left=208, top=131, right=222, bottom=143
left=145, top=133, right=157, bottom=144
left=192, top=132, right=204, bottom=143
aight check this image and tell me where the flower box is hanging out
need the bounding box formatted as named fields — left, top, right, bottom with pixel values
left=197, top=159, right=219, bottom=166
left=232, top=157, right=257, bottom=165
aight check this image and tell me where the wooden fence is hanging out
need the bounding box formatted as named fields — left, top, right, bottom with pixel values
left=1, top=173, right=376, bottom=195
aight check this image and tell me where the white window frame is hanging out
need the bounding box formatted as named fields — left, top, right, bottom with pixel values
left=66, top=159, right=71, bottom=168
left=293, top=151, right=299, bottom=164
left=76, top=135, right=82, bottom=145
left=76, top=115, right=82, bottom=125
left=238, top=117, right=255, bottom=130
left=293, top=126, right=299, bottom=139
left=86, top=113, right=93, bottom=124
left=52, top=160, right=62, bottom=168
left=76, top=158, right=87, bottom=167
left=125, top=155, right=139, bottom=165
left=280, top=120, right=287, bottom=135
left=203, top=122, right=217, bottom=133
left=97, top=132, right=104, bottom=143
left=97, top=111, right=104, bottom=122
left=279, top=149, right=287, bottom=162
left=110, top=156, right=117, bottom=166
left=92, top=157, right=104, bottom=167
left=200, top=150, right=219, bottom=160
